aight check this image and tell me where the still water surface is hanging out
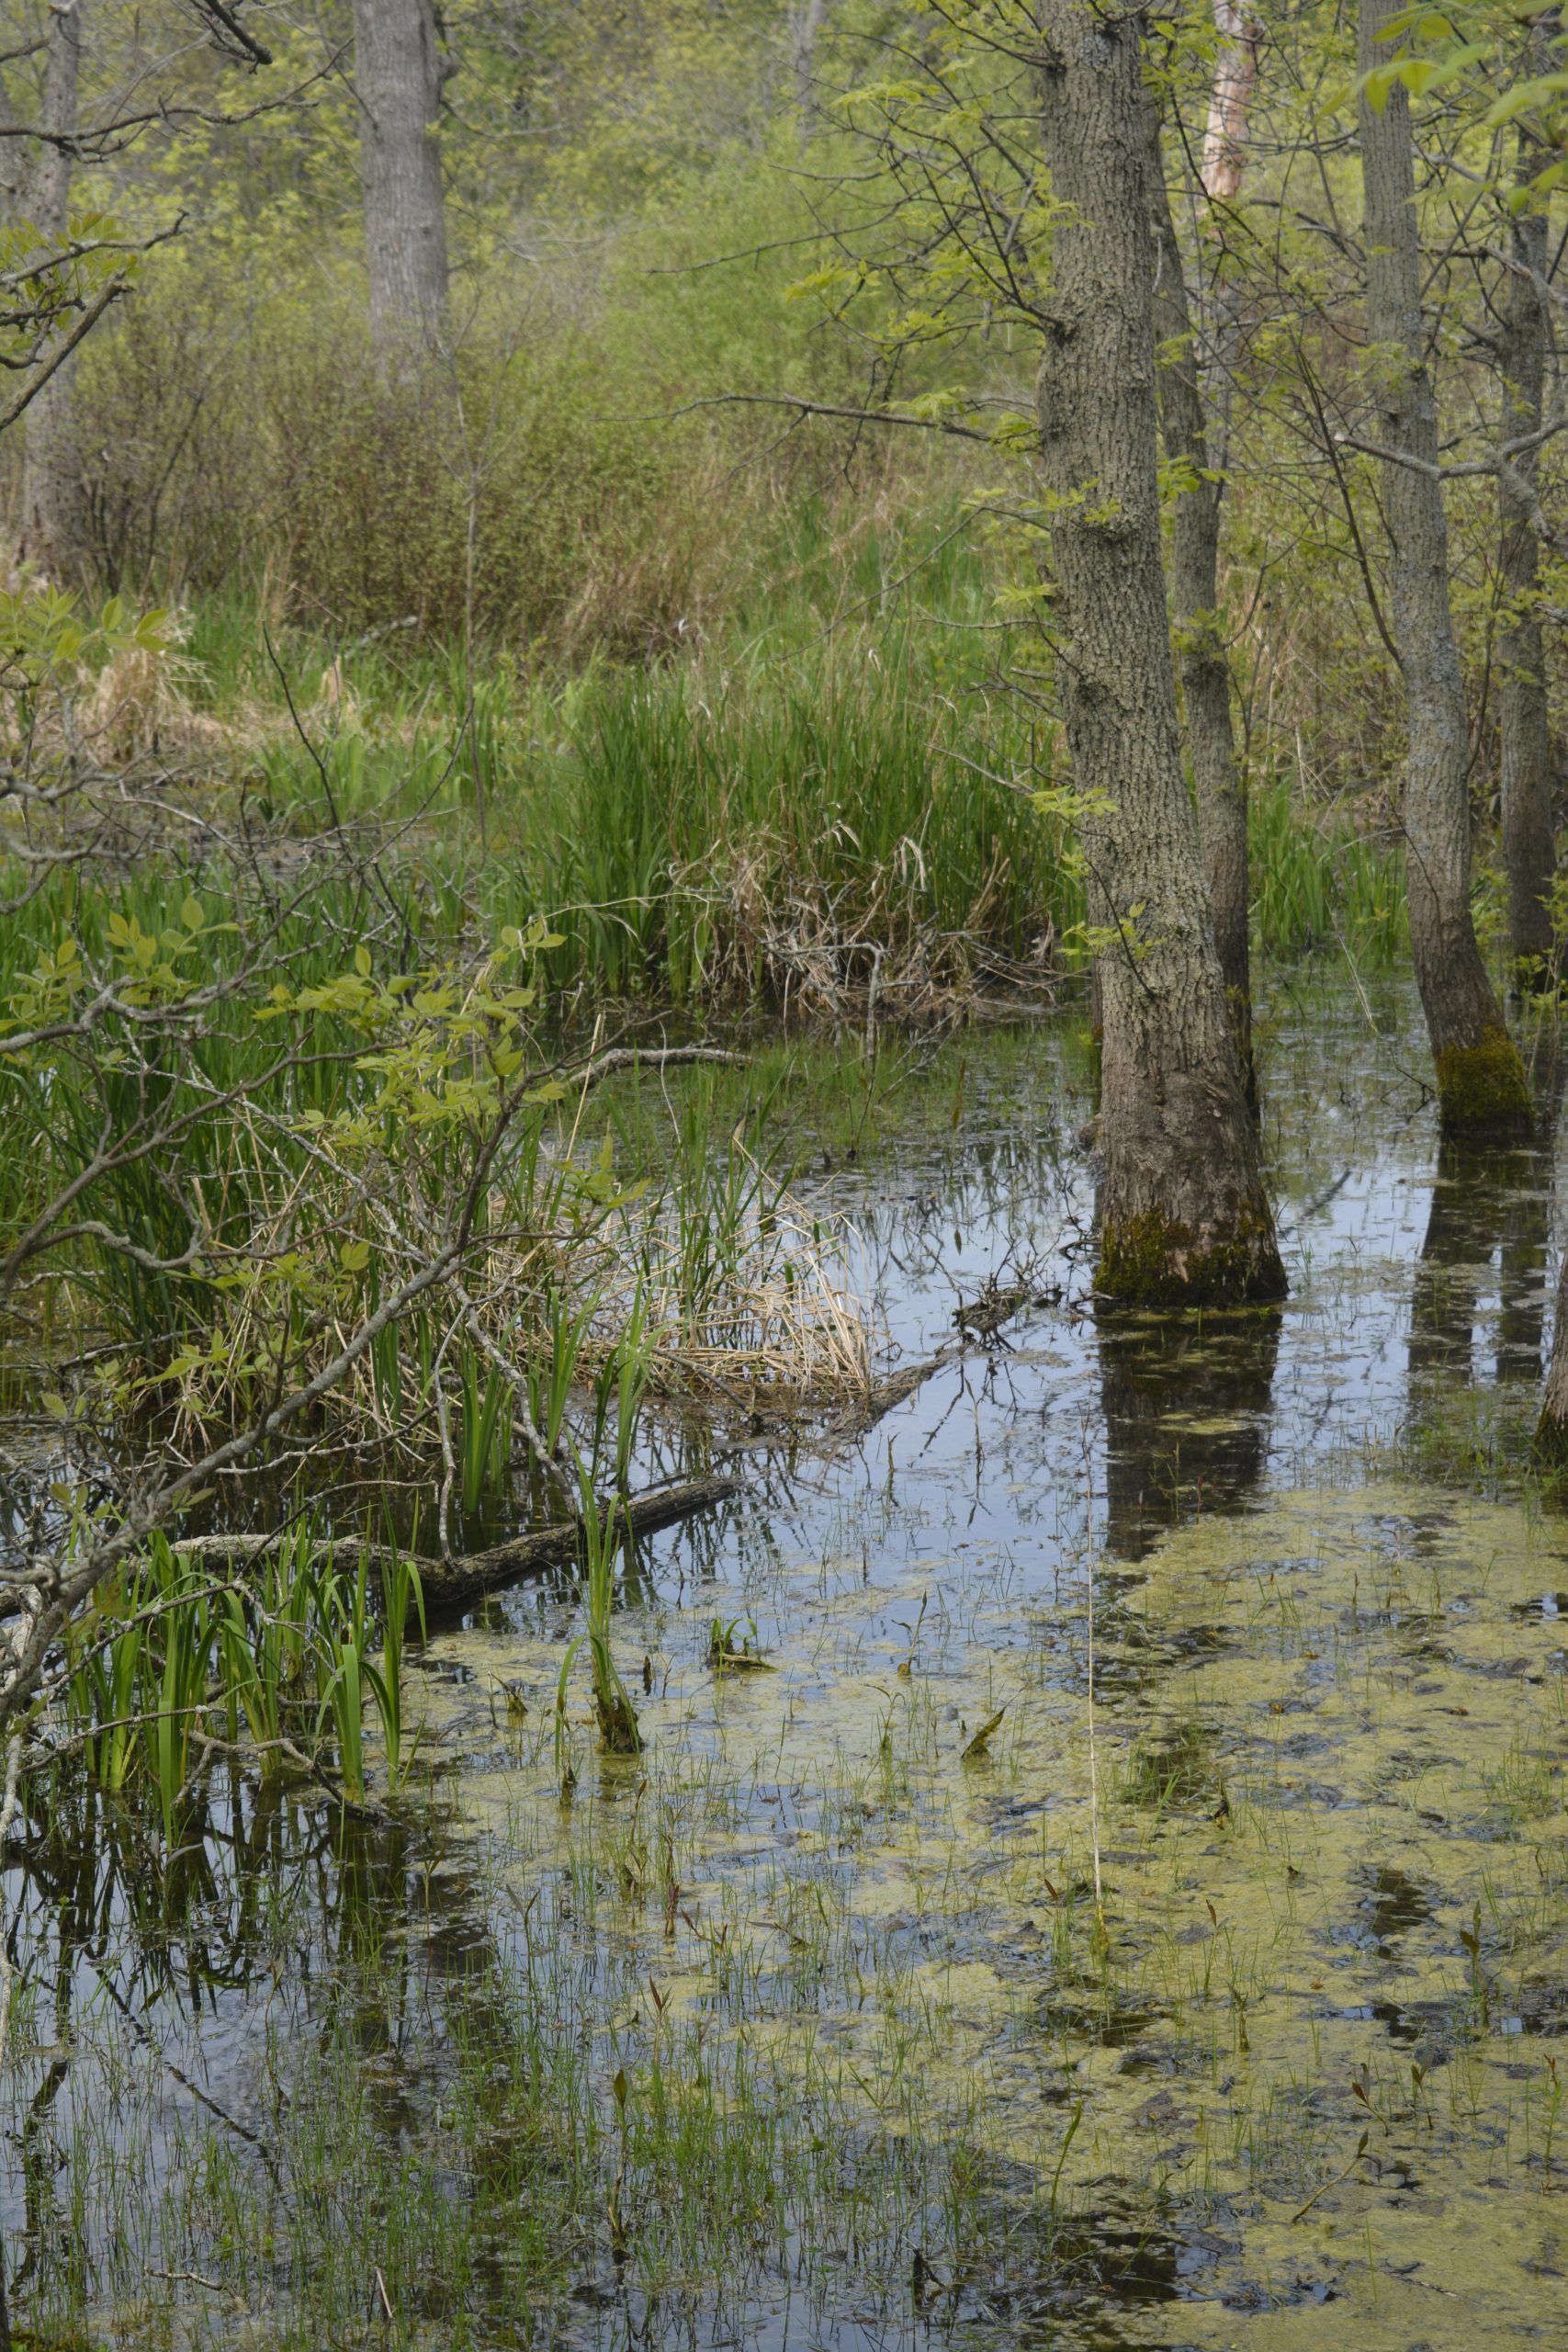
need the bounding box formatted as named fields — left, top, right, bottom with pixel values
left=6, top=978, right=1568, bottom=2349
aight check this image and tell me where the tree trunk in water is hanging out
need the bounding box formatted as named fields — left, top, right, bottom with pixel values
left=1146, top=103, right=1253, bottom=1105
left=19, top=0, right=88, bottom=583
left=352, top=0, right=449, bottom=356
left=1538, top=1250, right=1568, bottom=1456
left=1496, top=75, right=1556, bottom=987
left=1036, top=0, right=1282, bottom=1306
left=1358, top=0, right=1531, bottom=1131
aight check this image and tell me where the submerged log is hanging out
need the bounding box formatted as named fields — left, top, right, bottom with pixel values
left=173, top=1474, right=741, bottom=1623
left=823, top=1281, right=1043, bottom=1441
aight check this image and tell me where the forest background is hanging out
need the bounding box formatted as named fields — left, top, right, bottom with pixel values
left=3, top=0, right=1526, bottom=987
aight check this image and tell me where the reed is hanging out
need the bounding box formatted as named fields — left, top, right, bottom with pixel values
left=576, top=1464, right=642, bottom=1757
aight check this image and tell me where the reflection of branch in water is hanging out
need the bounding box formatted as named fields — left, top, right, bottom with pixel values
left=82, top=1952, right=284, bottom=2189
left=1278, top=1164, right=1354, bottom=1238
left=12, top=2053, right=70, bottom=2305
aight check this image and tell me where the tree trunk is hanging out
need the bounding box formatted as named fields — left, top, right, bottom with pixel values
left=1036, top=0, right=1283, bottom=1306
left=351, top=0, right=449, bottom=356
left=19, top=0, right=88, bottom=583
left=793, top=0, right=828, bottom=126
left=1538, top=1248, right=1568, bottom=1457
left=1146, top=102, right=1253, bottom=1105
left=1358, top=0, right=1531, bottom=1131
left=1495, top=56, right=1557, bottom=987
left=1198, top=1, right=1258, bottom=481
left=1201, top=0, right=1259, bottom=203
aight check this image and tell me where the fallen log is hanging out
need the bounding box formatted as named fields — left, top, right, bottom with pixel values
left=421, top=1475, right=740, bottom=1617
left=173, top=1473, right=742, bottom=1624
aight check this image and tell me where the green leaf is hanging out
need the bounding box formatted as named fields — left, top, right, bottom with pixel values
left=961, top=1705, right=1007, bottom=1760
left=1483, top=72, right=1568, bottom=129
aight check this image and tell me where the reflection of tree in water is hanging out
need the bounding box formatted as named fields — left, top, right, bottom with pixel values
left=1409, top=1139, right=1551, bottom=1389
left=1096, top=1308, right=1280, bottom=1562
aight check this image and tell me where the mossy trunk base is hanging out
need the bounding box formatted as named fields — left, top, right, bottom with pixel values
left=1098, top=1205, right=1285, bottom=1310
left=1537, top=1402, right=1568, bottom=1466
left=1435, top=1030, right=1533, bottom=1136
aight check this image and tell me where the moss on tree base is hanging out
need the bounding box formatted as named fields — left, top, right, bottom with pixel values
left=1537, top=1402, right=1568, bottom=1466
left=1097, top=1204, right=1287, bottom=1309
left=1435, top=1028, right=1534, bottom=1134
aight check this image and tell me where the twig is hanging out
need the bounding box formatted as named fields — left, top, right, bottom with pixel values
left=1290, top=2131, right=1371, bottom=2225
left=0, top=271, right=129, bottom=433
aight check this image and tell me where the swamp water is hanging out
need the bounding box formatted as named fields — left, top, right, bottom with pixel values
left=6, top=980, right=1568, bottom=2349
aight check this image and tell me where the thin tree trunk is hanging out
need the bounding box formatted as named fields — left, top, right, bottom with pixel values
left=20, top=0, right=88, bottom=583
left=793, top=0, right=828, bottom=126
left=1358, top=0, right=1531, bottom=1131
left=1201, top=0, right=1259, bottom=202
left=1036, top=0, right=1283, bottom=1306
left=351, top=0, right=449, bottom=356
left=1496, top=35, right=1557, bottom=987
left=1147, top=102, right=1253, bottom=1104
left=1199, top=0, right=1258, bottom=479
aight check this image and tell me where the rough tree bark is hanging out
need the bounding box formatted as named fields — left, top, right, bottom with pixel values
left=1495, top=35, right=1557, bottom=987
left=352, top=0, right=449, bottom=355
left=19, top=0, right=89, bottom=582
left=1036, top=0, right=1283, bottom=1306
left=1358, top=0, right=1532, bottom=1129
left=1146, top=101, right=1253, bottom=1102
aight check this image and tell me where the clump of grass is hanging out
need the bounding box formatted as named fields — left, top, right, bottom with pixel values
left=573, top=1466, right=642, bottom=1757
left=57, top=1522, right=423, bottom=1820
left=457, top=1347, right=513, bottom=1516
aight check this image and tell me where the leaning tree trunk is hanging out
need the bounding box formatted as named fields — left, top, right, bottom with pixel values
left=1146, top=102, right=1253, bottom=1104
left=1495, top=74, right=1557, bottom=988
left=1037, top=0, right=1283, bottom=1306
left=19, top=0, right=88, bottom=583
left=351, top=0, right=449, bottom=356
left=1358, top=0, right=1531, bottom=1130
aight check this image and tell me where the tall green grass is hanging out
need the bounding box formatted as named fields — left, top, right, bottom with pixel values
left=1248, top=776, right=1408, bottom=961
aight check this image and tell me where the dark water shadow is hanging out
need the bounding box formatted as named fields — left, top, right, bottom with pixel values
left=1409, top=1138, right=1551, bottom=1390
left=1096, top=1306, right=1281, bottom=1563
